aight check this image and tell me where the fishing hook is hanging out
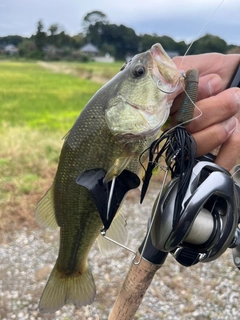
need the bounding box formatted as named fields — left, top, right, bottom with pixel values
left=156, top=70, right=185, bottom=94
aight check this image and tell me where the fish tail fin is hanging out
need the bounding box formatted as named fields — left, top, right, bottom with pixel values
left=39, top=264, right=96, bottom=313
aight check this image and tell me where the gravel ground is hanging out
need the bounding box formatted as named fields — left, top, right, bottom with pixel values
left=1, top=182, right=240, bottom=320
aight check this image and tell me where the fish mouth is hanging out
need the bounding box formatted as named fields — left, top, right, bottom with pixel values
left=149, top=43, right=182, bottom=95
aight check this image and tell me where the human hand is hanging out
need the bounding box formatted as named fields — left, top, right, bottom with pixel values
left=171, top=53, right=240, bottom=171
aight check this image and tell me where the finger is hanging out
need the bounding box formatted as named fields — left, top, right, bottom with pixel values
left=170, top=74, right=222, bottom=116
left=192, top=117, right=237, bottom=157
left=186, top=88, right=240, bottom=133
left=215, top=124, right=240, bottom=171
left=173, top=54, right=240, bottom=87
left=197, top=74, right=223, bottom=100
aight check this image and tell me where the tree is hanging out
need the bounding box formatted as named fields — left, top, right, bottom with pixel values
left=49, top=24, right=59, bottom=36
left=189, top=33, right=228, bottom=54
left=70, top=33, right=85, bottom=49
left=139, top=34, right=185, bottom=54
left=176, top=40, right=188, bottom=56
left=117, top=24, right=139, bottom=58
left=227, top=45, right=240, bottom=54
left=55, top=31, right=72, bottom=47
left=35, top=20, right=46, bottom=52
left=18, top=40, right=37, bottom=57
left=0, top=35, right=25, bottom=46
left=47, top=24, right=59, bottom=46
left=140, top=34, right=162, bottom=52
left=87, top=22, right=139, bottom=59
left=82, top=10, right=108, bottom=37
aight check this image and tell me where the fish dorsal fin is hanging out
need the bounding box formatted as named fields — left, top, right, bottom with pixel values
left=97, top=209, right=128, bottom=255
left=105, top=156, right=132, bottom=183
left=35, top=184, right=58, bottom=229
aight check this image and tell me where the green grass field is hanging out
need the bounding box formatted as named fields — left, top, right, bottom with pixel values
left=0, top=60, right=122, bottom=236
left=1, top=61, right=100, bottom=131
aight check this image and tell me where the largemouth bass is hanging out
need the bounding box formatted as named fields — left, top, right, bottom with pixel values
left=35, top=43, right=183, bottom=313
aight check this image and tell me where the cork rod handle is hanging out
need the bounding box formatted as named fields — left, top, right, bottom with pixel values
left=108, top=253, right=162, bottom=320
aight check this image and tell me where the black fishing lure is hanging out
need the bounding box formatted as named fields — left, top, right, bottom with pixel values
left=140, top=126, right=197, bottom=226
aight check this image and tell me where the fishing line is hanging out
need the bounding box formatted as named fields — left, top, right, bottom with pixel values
left=157, top=72, right=203, bottom=127
left=176, top=86, right=203, bottom=126
left=179, top=0, right=226, bottom=70
left=172, top=0, right=226, bottom=135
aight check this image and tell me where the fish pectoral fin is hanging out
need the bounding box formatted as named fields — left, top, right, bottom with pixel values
left=97, top=209, right=128, bottom=255
left=105, top=156, right=132, bottom=183
left=35, top=184, right=58, bottom=229
left=39, top=264, right=96, bottom=313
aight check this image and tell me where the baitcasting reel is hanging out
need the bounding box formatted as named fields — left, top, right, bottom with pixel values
left=150, top=158, right=240, bottom=268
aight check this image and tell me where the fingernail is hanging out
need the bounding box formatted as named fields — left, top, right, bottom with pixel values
left=208, top=75, right=222, bottom=95
left=222, top=116, right=237, bottom=135
left=235, top=89, right=240, bottom=106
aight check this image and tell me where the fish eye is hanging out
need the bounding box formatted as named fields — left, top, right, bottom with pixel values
left=132, top=64, right=146, bottom=78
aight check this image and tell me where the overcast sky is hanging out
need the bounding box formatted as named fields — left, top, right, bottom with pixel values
left=1, top=0, right=240, bottom=45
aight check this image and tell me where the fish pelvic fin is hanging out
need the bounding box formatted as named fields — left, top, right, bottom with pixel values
left=35, top=184, right=58, bottom=229
left=105, top=156, right=132, bottom=183
left=39, top=264, right=96, bottom=313
left=97, top=209, right=128, bottom=255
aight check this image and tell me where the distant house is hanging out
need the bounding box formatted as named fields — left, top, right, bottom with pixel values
left=94, top=53, right=115, bottom=63
left=80, top=43, right=99, bottom=56
left=79, top=43, right=115, bottom=62
left=4, top=44, right=18, bottom=54
left=43, top=45, right=57, bottom=54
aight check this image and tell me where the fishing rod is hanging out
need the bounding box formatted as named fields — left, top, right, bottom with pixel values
left=108, top=64, right=240, bottom=320
left=107, top=67, right=199, bottom=319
